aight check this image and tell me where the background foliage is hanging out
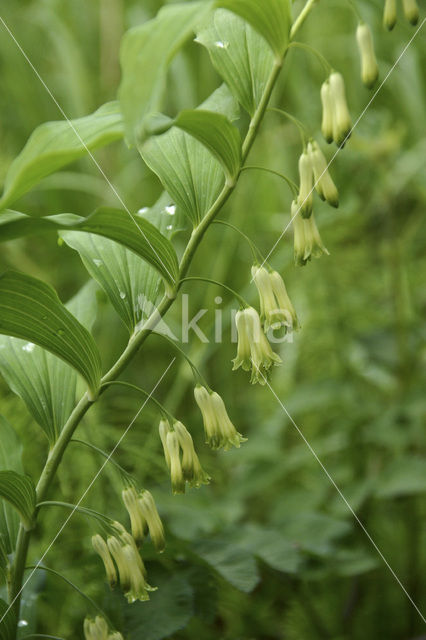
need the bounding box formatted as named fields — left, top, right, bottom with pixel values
left=0, top=0, right=425, bottom=638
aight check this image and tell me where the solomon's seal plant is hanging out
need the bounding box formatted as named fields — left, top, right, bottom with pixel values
left=0, top=0, right=421, bottom=637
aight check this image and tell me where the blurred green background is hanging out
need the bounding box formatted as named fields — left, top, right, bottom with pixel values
left=0, top=0, right=425, bottom=638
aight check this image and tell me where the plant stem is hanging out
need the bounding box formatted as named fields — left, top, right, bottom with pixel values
left=290, top=0, right=319, bottom=39
left=9, top=57, right=285, bottom=628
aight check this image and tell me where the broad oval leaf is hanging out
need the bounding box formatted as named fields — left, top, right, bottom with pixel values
left=0, top=208, right=179, bottom=292
left=61, top=193, right=181, bottom=334
left=0, top=471, right=36, bottom=531
left=119, top=1, right=213, bottom=144
left=0, top=271, right=102, bottom=398
left=0, top=416, right=23, bottom=555
left=216, top=0, right=292, bottom=58
left=0, top=102, right=124, bottom=211
left=0, top=282, right=98, bottom=444
left=173, top=110, right=241, bottom=184
left=140, top=85, right=239, bottom=226
left=196, top=9, right=274, bottom=116
left=194, top=538, right=260, bottom=592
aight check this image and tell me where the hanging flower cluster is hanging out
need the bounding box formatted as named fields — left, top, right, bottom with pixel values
left=194, top=385, right=246, bottom=450
left=122, top=486, right=165, bottom=551
left=384, top=0, right=419, bottom=29
left=92, top=521, right=156, bottom=603
left=159, top=419, right=211, bottom=493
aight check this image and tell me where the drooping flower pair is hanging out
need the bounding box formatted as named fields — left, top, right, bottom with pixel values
left=251, top=266, right=298, bottom=333
left=92, top=521, right=155, bottom=603
left=84, top=616, right=123, bottom=640
left=292, top=201, right=329, bottom=266
left=194, top=385, right=246, bottom=450
left=321, top=72, right=352, bottom=147
left=384, top=0, right=419, bottom=29
left=159, top=419, right=210, bottom=494
left=232, top=306, right=281, bottom=385
left=122, top=486, right=165, bottom=551
left=297, top=141, right=339, bottom=217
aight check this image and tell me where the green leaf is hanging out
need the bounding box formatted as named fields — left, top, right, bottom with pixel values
left=141, top=85, right=239, bottom=225
left=123, top=567, right=194, bottom=640
left=61, top=193, right=180, bottom=334
left=232, top=525, right=302, bottom=574
left=375, top=456, right=426, bottom=499
left=0, top=471, right=36, bottom=531
left=0, top=102, right=124, bottom=211
left=0, top=207, right=179, bottom=292
left=0, top=282, right=98, bottom=443
left=119, top=1, right=213, bottom=144
left=194, top=538, right=260, bottom=592
left=196, top=9, right=274, bottom=116
left=0, top=272, right=102, bottom=399
left=0, top=597, right=16, bottom=640
left=0, top=417, right=23, bottom=556
left=216, top=0, right=292, bottom=57
left=173, top=110, right=241, bottom=183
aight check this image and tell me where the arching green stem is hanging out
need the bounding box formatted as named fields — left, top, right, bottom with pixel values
left=26, top=565, right=111, bottom=624
left=290, top=0, right=319, bottom=39
left=212, top=219, right=265, bottom=263
left=268, top=107, right=308, bottom=147
left=179, top=276, right=248, bottom=308
left=241, top=165, right=298, bottom=198
left=70, top=439, right=133, bottom=480
left=36, top=502, right=112, bottom=526
left=100, top=380, right=175, bottom=422
left=288, top=41, right=332, bottom=75
left=153, top=334, right=209, bottom=388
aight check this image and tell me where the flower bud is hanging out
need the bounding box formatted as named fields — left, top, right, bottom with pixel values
left=402, top=0, right=419, bottom=24
left=159, top=419, right=171, bottom=468
left=84, top=615, right=109, bottom=640
left=138, top=490, right=166, bottom=552
left=174, top=421, right=210, bottom=488
left=92, top=534, right=117, bottom=588
left=232, top=307, right=281, bottom=385
left=329, top=72, right=352, bottom=146
left=297, top=151, right=314, bottom=218
left=122, top=486, right=146, bottom=545
left=383, top=0, right=397, bottom=30
left=269, top=271, right=298, bottom=331
left=108, top=634, right=124, bottom=640
left=307, top=141, right=339, bottom=208
left=356, top=23, right=379, bottom=89
left=194, top=385, right=246, bottom=450
left=107, top=536, right=131, bottom=593
left=166, top=430, right=185, bottom=494
left=320, top=80, right=334, bottom=144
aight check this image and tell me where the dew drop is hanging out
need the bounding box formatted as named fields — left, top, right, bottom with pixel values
left=18, top=620, right=28, bottom=628
left=137, top=206, right=149, bottom=215
left=93, top=259, right=102, bottom=267
left=165, top=205, right=176, bottom=216
left=22, top=342, right=35, bottom=353
left=215, top=40, right=229, bottom=49
left=166, top=224, right=173, bottom=231
left=119, top=291, right=126, bottom=299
